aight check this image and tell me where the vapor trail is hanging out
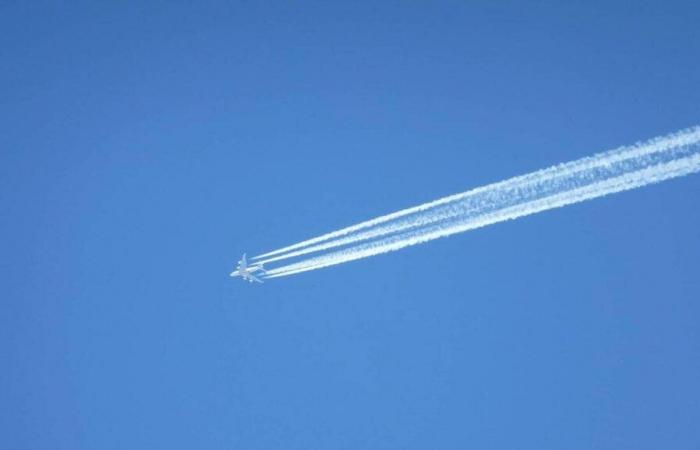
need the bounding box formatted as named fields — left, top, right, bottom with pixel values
left=255, top=127, right=700, bottom=265
left=256, top=126, right=700, bottom=278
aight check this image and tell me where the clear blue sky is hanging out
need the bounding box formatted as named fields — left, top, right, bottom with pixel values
left=2, top=1, right=700, bottom=449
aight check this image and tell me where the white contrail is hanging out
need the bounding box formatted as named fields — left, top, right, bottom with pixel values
left=255, top=127, right=700, bottom=266
left=256, top=126, right=700, bottom=278
left=265, top=153, right=700, bottom=278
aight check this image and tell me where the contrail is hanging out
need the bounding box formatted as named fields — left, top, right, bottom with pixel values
left=254, top=127, right=700, bottom=265
left=256, top=126, right=700, bottom=278
left=265, top=153, right=700, bottom=278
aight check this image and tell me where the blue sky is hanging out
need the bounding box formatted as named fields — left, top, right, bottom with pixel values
left=2, top=1, right=700, bottom=449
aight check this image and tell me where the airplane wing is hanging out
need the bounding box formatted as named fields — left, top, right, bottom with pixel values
left=249, top=273, right=264, bottom=283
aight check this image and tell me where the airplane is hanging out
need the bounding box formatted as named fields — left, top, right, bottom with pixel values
left=230, top=253, right=266, bottom=283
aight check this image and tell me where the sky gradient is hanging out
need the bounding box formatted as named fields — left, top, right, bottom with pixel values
left=2, top=1, right=700, bottom=449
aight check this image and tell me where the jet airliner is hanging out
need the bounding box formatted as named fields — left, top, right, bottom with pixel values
left=230, top=253, right=266, bottom=283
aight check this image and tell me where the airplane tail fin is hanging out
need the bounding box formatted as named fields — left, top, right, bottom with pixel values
left=237, top=253, right=248, bottom=271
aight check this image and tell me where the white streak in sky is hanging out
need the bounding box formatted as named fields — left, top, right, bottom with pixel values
left=254, top=126, right=700, bottom=278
